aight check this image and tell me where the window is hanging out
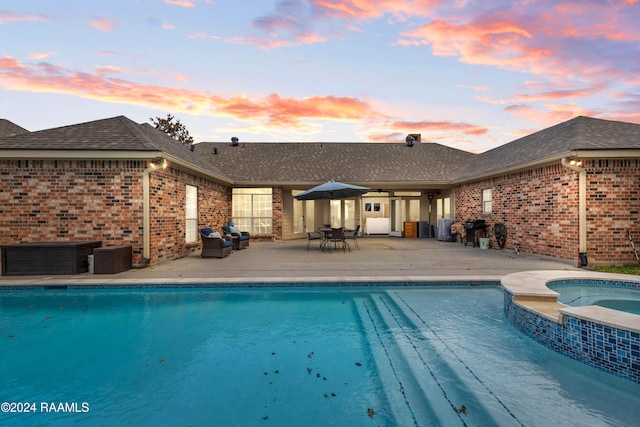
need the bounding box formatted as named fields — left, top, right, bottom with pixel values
left=407, top=199, right=420, bottom=222
left=330, top=200, right=342, bottom=228
left=393, top=191, right=421, bottom=197
left=232, top=188, right=273, bottom=236
left=185, top=185, right=198, bottom=243
left=293, top=190, right=316, bottom=233
left=293, top=191, right=304, bottom=233
left=436, top=197, right=451, bottom=220
left=482, top=189, right=493, bottom=214
left=343, top=200, right=356, bottom=230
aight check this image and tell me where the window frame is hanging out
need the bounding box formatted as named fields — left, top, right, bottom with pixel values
left=232, top=188, right=273, bottom=236
left=482, top=188, right=493, bottom=214
left=185, top=184, right=198, bottom=243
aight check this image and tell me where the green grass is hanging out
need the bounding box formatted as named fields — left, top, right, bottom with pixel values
left=594, top=264, right=640, bottom=276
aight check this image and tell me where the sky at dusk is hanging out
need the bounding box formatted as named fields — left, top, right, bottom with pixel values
left=1, top=0, right=639, bottom=153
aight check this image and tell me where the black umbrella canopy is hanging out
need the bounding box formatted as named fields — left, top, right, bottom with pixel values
left=294, top=180, right=370, bottom=200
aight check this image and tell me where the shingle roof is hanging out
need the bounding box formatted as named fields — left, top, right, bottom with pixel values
left=0, top=116, right=229, bottom=181
left=135, top=123, right=229, bottom=179
left=2, top=115, right=638, bottom=187
left=0, top=116, right=159, bottom=150
left=453, top=116, right=640, bottom=182
left=195, top=141, right=475, bottom=185
left=0, top=119, right=29, bottom=137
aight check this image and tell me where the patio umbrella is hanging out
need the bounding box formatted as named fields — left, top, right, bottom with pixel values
left=294, top=180, right=370, bottom=200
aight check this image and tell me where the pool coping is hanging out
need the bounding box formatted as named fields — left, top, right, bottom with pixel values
left=0, top=275, right=502, bottom=289
left=501, top=270, right=640, bottom=333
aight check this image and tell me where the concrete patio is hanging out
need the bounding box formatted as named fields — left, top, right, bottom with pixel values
left=0, top=236, right=583, bottom=286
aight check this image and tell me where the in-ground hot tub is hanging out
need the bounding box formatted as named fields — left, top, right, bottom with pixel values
left=549, top=281, right=640, bottom=315
left=502, top=271, right=640, bottom=383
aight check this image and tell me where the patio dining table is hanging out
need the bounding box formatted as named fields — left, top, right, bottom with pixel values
left=318, top=228, right=354, bottom=252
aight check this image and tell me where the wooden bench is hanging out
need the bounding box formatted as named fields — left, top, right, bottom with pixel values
left=1, top=241, right=102, bottom=276
left=93, top=245, right=132, bottom=274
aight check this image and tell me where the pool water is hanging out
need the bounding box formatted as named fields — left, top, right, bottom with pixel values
left=1, top=287, right=639, bottom=426
left=551, top=284, right=640, bottom=314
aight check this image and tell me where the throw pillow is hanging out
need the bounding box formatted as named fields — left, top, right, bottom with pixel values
left=208, top=231, right=223, bottom=239
left=230, top=226, right=241, bottom=235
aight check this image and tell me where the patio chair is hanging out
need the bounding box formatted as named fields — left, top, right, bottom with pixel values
left=343, top=225, right=360, bottom=250
left=306, top=227, right=323, bottom=250
left=222, top=221, right=250, bottom=250
left=200, top=228, right=233, bottom=258
left=324, top=227, right=350, bottom=253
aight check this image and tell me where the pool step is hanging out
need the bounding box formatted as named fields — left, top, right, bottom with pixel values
left=356, top=295, right=440, bottom=426
left=384, top=291, right=523, bottom=426
left=360, top=293, right=523, bottom=427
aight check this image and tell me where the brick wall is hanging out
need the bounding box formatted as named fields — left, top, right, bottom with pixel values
left=272, top=187, right=283, bottom=240
left=148, top=167, right=229, bottom=263
left=0, top=160, right=230, bottom=267
left=1, top=159, right=145, bottom=261
left=454, top=159, right=640, bottom=265
left=584, top=158, right=640, bottom=264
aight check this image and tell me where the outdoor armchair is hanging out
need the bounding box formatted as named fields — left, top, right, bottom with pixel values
left=222, top=221, right=250, bottom=250
left=200, top=228, right=233, bottom=258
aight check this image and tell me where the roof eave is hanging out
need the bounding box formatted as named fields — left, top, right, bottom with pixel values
left=232, top=180, right=453, bottom=190
left=453, top=148, right=640, bottom=184
left=0, top=149, right=162, bottom=160
left=575, top=149, right=640, bottom=158
left=452, top=152, right=578, bottom=184
left=162, top=154, right=233, bottom=185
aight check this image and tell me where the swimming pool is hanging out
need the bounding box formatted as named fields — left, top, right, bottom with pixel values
left=2, top=286, right=639, bottom=426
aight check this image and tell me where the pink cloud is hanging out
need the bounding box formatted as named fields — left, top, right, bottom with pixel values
left=244, top=0, right=439, bottom=49
left=504, top=103, right=597, bottom=129
left=389, top=120, right=490, bottom=137
left=225, top=33, right=326, bottom=50
left=217, top=93, right=385, bottom=127
left=0, top=56, right=382, bottom=129
left=479, top=83, right=609, bottom=105
left=399, top=19, right=546, bottom=71
left=89, top=17, right=117, bottom=32
left=0, top=9, right=50, bottom=25
left=28, top=52, right=57, bottom=60
left=313, top=0, right=438, bottom=21
left=398, top=2, right=640, bottom=86
left=187, top=32, right=220, bottom=40
left=0, top=55, right=498, bottom=144
left=163, top=0, right=196, bottom=7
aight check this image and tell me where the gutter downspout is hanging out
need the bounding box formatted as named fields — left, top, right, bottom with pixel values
left=561, top=158, right=587, bottom=266
left=141, top=159, right=167, bottom=266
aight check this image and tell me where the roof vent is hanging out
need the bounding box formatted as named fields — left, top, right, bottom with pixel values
left=213, top=147, right=218, bottom=155
left=405, top=133, right=421, bottom=146
left=405, top=135, right=415, bottom=147
left=190, top=144, right=195, bottom=152
left=231, top=137, right=239, bottom=146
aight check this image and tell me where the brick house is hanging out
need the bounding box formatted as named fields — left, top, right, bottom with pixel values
left=452, top=116, right=640, bottom=266
left=0, top=116, right=232, bottom=266
left=1, top=115, right=639, bottom=267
